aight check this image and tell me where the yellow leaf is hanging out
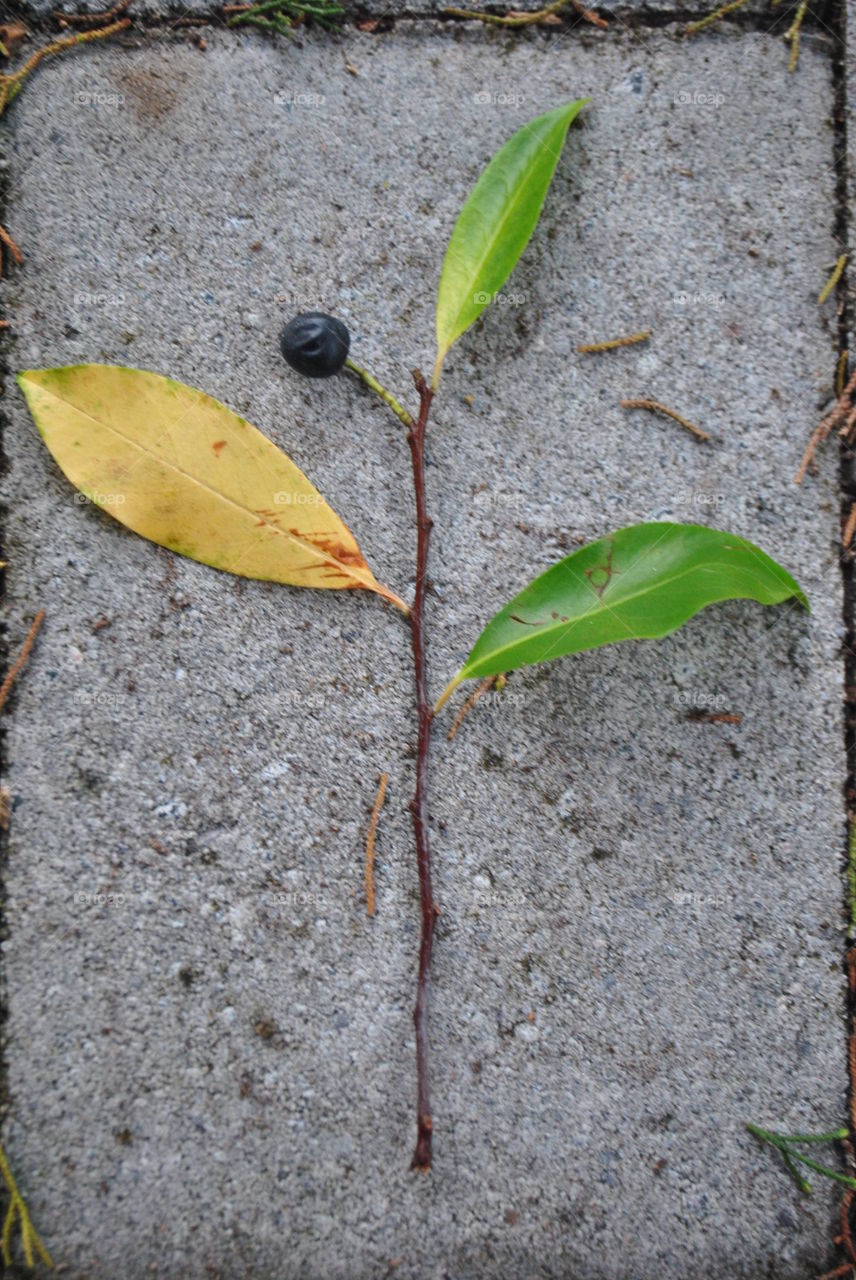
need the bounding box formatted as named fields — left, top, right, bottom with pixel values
left=18, top=364, right=407, bottom=612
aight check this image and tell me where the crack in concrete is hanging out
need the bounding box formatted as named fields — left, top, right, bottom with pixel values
left=0, top=2, right=837, bottom=34
left=831, top=0, right=856, bottom=1267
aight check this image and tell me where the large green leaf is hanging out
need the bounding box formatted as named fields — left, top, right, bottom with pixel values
left=435, top=523, right=808, bottom=709
left=433, top=99, right=588, bottom=385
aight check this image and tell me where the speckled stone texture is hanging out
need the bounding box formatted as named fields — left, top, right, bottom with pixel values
left=0, top=22, right=846, bottom=1280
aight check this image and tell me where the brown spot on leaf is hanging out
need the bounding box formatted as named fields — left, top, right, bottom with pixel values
left=585, top=538, right=618, bottom=599
left=291, top=530, right=367, bottom=569
left=212, top=440, right=227, bottom=454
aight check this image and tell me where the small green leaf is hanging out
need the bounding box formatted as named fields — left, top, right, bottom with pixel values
left=436, top=523, right=807, bottom=708
left=434, top=98, right=588, bottom=385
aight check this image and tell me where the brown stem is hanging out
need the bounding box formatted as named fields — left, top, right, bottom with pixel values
left=407, top=368, right=436, bottom=1170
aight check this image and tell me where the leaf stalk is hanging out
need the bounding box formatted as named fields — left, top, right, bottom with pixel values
left=434, top=671, right=463, bottom=714
left=345, top=358, right=413, bottom=429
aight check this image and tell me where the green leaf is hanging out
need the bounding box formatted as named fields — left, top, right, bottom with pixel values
left=18, top=364, right=408, bottom=613
left=436, top=523, right=808, bottom=708
left=434, top=98, right=588, bottom=384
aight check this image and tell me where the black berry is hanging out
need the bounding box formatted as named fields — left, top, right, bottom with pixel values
left=280, top=312, right=350, bottom=379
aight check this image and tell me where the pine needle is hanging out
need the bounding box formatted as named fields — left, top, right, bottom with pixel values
left=578, top=330, right=651, bottom=354
left=620, top=398, right=711, bottom=442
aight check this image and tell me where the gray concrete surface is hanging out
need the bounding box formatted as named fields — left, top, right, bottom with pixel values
left=0, top=21, right=847, bottom=1280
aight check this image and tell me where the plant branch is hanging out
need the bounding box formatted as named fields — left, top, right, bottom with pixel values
left=685, top=0, right=747, bottom=33
left=345, top=358, right=414, bottom=429
left=447, top=674, right=497, bottom=740
left=0, top=1142, right=53, bottom=1268
left=0, top=610, right=45, bottom=713
left=444, top=0, right=608, bottom=28
left=795, top=367, right=856, bottom=482
left=819, top=254, right=848, bottom=305
left=0, top=19, right=130, bottom=116
left=364, top=771, right=388, bottom=916
left=342, top=360, right=438, bottom=1165
left=620, top=397, right=711, bottom=443
left=785, top=0, right=807, bottom=72
left=407, top=368, right=437, bottom=1171
left=577, top=330, right=650, bottom=354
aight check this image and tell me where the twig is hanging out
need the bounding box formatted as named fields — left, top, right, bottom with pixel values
left=0, top=222, right=22, bottom=267
left=0, top=18, right=130, bottom=116
left=54, top=0, right=130, bottom=26
left=0, top=610, right=45, bottom=714
left=345, top=358, right=413, bottom=429
left=365, top=772, right=388, bottom=916
left=835, top=952, right=856, bottom=1278
left=820, top=255, right=848, bottom=305
left=0, top=1142, right=53, bottom=1269
left=577, top=330, right=650, bottom=354
left=444, top=0, right=608, bottom=28
left=798, top=418, right=838, bottom=481
left=0, top=613, right=51, bottom=1265
left=848, top=946, right=856, bottom=1139
left=407, top=369, right=437, bottom=1171
left=795, top=369, right=856, bottom=483
left=841, top=1186, right=856, bottom=1265
left=687, top=709, right=742, bottom=724
left=620, top=398, right=711, bottom=442
left=447, top=676, right=496, bottom=741
left=849, top=947, right=856, bottom=1125
left=334, top=360, right=441, bottom=1165
left=844, top=504, right=856, bottom=555
left=685, top=0, right=747, bottom=34
left=838, top=350, right=850, bottom=397
left=785, top=0, right=807, bottom=71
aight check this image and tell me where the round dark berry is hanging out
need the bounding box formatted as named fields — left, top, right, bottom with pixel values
left=280, top=312, right=350, bottom=379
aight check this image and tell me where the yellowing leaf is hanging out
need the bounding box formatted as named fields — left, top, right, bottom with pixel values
left=18, top=364, right=407, bottom=612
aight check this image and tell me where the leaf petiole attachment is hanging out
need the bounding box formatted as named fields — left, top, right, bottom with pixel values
left=434, top=672, right=463, bottom=714
left=345, top=358, right=414, bottom=429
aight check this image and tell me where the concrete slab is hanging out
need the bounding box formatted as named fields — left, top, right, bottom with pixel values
left=0, top=23, right=846, bottom=1279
